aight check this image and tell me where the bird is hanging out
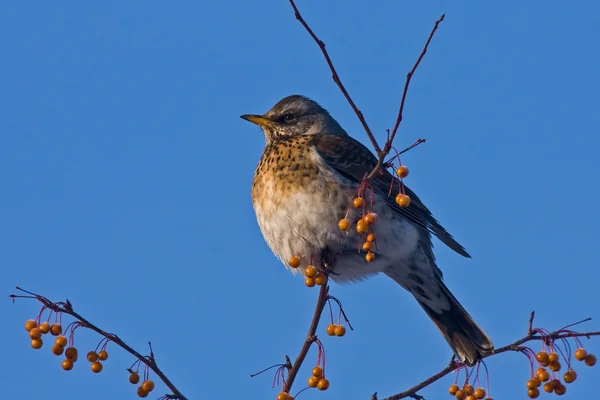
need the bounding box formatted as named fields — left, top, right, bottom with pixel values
left=241, top=94, right=493, bottom=366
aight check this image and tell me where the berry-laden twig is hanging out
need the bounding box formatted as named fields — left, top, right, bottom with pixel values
left=251, top=283, right=330, bottom=399
left=287, top=0, right=441, bottom=179
left=283, top=283, right=330, bottom=394
left=9, top=287, right=187, bottom=400
left=377, top=314, right=600, bottom=400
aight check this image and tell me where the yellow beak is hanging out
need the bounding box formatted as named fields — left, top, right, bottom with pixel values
left=240, top=114, right=273, bottom=127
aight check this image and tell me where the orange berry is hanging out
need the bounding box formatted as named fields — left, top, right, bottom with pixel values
left=554, top=384, right=566, bottom=396
left=91, top=361, right=103, bottom=373
left=527, top=378, right=541, bottom=389
left=527, top=388, right=540, bottom=399
left=141, top=380, right=155, bottom=392
left=39, top=322, right=50, bottom=334
left=449, top=384, right=460, bottom=396
left=31, top=338, right=43, bottom=349
left=362, top=241, right=373, bottom=251
left=137, top=386, right=149, bottom=398
left=314, top=273, right=327, bottom=286
left=98, top=350, right=108, bottom=361
left=353, top=197, right=364, bottom=208
left=574, top=347, right=587, bottom=361
left=312, top=366, right=323, bottom=377
left=542, top=382, right=553, bottom=393
left=305, top=277, right=316, bottom=287
left=326, top=324, right=336, bottom=336
left=29, top=328, right=42, bottom=340
left=454, top=390, right=466, bottom=400
left=87, top=351, right=99, bottom=362
left=25, top=319, right=37, bottom=331
left=548, top=352, right=559, bottom=362
left=536, top=351, right=549, bottom=366
left=65, top=347, right=78, bottom=361
left=129, top=372, right=140, bottom=384
left=308, top=375, right=319, bottom=388
left=62, top=359, right=74, bottom=371
left=563, top=370, right=576, bottom=383
left=338, top=219, right=350, bottom=231
left=50, top=323, right=62, bottom=336
left=52, top=344, right=64, bottom=356
left=334, top=325, right=346, bottom=337
left=363, top=213, right=378, bottom=225
left=395, top=194, right=410, bottom=207
left=465, top=396, right=475, bottom=400
left=305, top=265, right=317, bottom=278
left=396, top=165, right=409, bottom=178
left=474, top=388, right=486, bottom=399
left=550, top=379, right=561, bottom=389
left=55, top=336, right=67, bottom=347
left=366, top=233, right=376, bottom=242
left=585, top=354, right=597, bottom=366
left=356, top=219, right=368, bottom=233
left=536, top=368, right=550, bottom=382
left=549, top=361, right=561, bottom=372
left=317, top=378, right=330, bottom=390
left=365, top=252, right=375, bottom=262
left=463, top=385, right=474, bottom=396
left=289, top=256, right=301, bottom=268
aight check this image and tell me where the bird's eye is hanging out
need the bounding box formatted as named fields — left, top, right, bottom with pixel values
left=281, top=113, right=296, bottom=123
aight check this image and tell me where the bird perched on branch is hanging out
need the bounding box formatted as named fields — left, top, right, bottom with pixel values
left=241, top=95, right=493, bottom=366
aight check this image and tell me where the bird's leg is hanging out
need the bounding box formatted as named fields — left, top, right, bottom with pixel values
left=319, top=247, right=339, bottom=276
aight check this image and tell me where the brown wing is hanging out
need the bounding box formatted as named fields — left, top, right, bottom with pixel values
left=311, top=134, right=471, bottom=258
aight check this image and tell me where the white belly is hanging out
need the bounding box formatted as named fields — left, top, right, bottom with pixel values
left=253, top=179, right=420, bottom=283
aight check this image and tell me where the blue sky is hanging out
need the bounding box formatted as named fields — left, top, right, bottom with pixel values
left=2, top=1, right=599, bottom=399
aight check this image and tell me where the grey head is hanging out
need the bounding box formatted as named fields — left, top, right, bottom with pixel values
left=241, top=95, right=348, bottom=144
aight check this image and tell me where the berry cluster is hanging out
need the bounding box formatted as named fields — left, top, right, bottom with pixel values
left=127, top=360, right=157, bottom=398
left=394, top=165, right=411, bottom=207
left=338, top=197, right=379, bottom=263
left=288, top=256, right=328, bottom=288
left=336, top=163, right=412, bottom=263
left=325, top=296, right=352, bottom=339
left=520, top=323, right=597, bottom=399
left=448, top=383, right=490, bottom=400
left=524, top=347, right=596, bottom=398
left=447, top=358, right=493, bottom=400
left=25, top=315, right=114, bottom=373
left=326, top=324, right=346, bottom=337
left=307, top=366, right=330, bottom=390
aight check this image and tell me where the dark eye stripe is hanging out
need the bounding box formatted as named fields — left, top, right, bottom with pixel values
left=278, top=113, right=296, bottom=123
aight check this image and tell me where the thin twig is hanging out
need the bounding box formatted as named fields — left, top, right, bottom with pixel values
left=367, top=14, right=444, bottom=179
left=288, top=0, right=381, bottom=155
left=528, top=311, right=535, bottom=335
left=283, top=284, right=329, bottom=392
left=10, top=287, right=186, bottom=400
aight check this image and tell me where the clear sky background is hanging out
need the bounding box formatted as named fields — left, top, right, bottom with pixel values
left=2, top=1, right=599, bottom=399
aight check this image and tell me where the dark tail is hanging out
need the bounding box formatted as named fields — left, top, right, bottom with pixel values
left=417, top=281, right=493, bottom=366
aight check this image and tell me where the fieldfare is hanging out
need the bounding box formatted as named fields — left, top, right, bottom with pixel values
left=241, top=95, right=493, bottom=366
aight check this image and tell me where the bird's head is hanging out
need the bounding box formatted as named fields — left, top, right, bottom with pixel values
left=241, top=95, right=347, bottom=144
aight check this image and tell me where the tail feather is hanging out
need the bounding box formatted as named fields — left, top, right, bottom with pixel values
left=417, top=281, right=493, bottom=366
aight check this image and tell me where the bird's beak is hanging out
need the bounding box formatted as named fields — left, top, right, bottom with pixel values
left=240, top=114, right=273, bottom=128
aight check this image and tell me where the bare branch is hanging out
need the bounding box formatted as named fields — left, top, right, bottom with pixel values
left=288, top=0, right=381, bottom=155
left=367, top=14, right=444, bottom=179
